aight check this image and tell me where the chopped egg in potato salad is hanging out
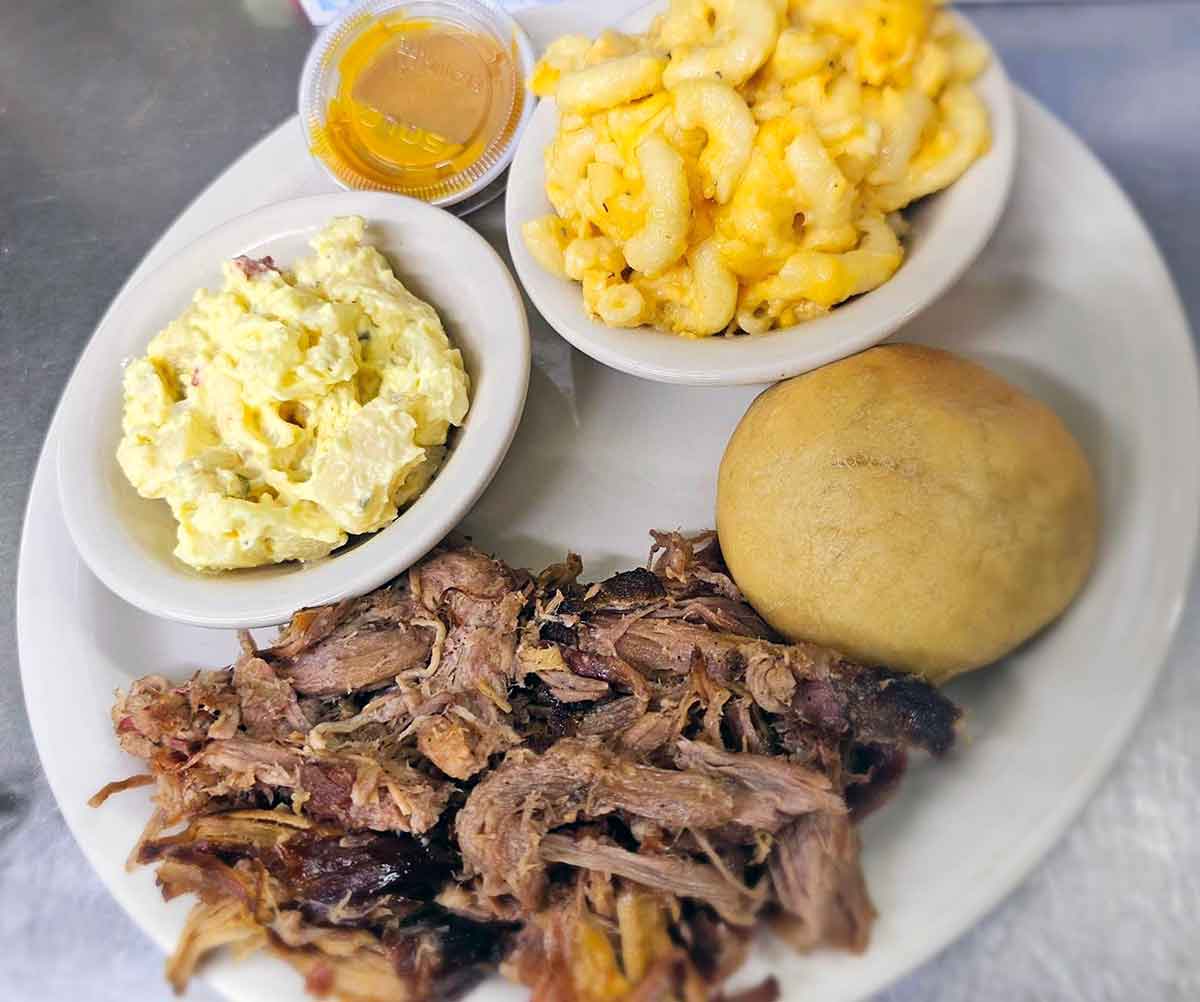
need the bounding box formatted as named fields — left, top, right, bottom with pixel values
left=117, top=217, right=470, bottom=571
left=523, top=0, right=991, bottom=337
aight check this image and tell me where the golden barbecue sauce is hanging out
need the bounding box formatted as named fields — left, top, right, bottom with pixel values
left=311, top=16, right=522, bottom=195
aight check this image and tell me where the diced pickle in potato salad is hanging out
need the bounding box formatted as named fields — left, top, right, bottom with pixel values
left=523, top=0, right=991, bottom=337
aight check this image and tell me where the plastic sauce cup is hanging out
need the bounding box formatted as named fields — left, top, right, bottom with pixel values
left=299, top=0, right=536, bottom=213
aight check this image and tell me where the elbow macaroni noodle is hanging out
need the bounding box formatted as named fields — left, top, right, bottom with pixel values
left=523, top=0, right=991, bottom=338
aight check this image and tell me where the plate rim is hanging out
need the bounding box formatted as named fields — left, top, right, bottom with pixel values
left=17, top=91, right=1200, bottom=1002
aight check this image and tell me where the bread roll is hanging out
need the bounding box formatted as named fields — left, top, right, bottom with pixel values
left=716, top=344, right=1098, bottom=684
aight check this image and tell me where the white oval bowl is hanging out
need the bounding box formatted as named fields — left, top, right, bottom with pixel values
left=505, top=3, right=1017, bottom=386
left=56, top=191, right=530, bottom=629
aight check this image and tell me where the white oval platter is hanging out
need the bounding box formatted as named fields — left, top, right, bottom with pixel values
left=16, top=3, right=1198, bottom=1002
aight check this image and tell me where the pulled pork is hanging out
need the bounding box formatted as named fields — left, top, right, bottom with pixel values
left=100, top=531, right=960, bottom=1001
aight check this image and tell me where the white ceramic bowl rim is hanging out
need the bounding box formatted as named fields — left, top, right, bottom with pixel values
left=55, top=191, right=530, bottom=629
left=504, top=2, right=1017, bottom=385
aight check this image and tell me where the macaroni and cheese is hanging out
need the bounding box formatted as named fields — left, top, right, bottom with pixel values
left=523, top=0, right=991, bottom=337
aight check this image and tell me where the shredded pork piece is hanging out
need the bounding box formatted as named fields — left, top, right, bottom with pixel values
left=457, top=737, right=750, bottom=906
left=166, top=899, right=267, bottom=992
left=770, top=813, right=876, bottom=953
left=87, top=773, right=153, bottom=808
left=540, top=834, right=764, bottom=925
left=98, top=532, right=962, bottom=1002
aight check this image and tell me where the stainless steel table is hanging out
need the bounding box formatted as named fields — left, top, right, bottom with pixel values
left=1, top=2, right=1197, bottom=1000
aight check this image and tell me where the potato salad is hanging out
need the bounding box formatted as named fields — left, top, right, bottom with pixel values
left=117, top=216, right=469, bottom=570
left=524, top=0, right=992, bottom=337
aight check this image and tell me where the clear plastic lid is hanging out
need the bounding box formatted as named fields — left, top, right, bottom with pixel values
left=299, top=0, right=536, bottom=213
